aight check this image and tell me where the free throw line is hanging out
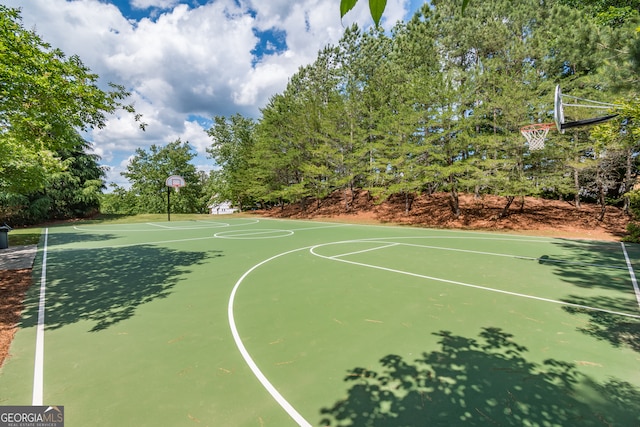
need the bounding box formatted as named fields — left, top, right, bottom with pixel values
left=310, top=241, right=640, bottom=319
left=33, top=228, right=48, bottom=405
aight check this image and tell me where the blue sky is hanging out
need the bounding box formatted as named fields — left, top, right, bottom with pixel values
left=5, top=0, right=423, bottom=188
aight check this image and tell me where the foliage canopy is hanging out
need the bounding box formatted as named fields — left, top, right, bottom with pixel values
left=209, top=0, right=639, bottom=218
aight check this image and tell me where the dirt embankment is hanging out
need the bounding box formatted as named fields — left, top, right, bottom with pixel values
left=258, top=190, right=630, bottom=241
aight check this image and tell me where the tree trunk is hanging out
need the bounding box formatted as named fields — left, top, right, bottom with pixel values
left=598, top=202, right=606, bottom=222
left=597, top=177, right=607, bottom=222
left=404, top=192, right=413, bottom=214
left=500, top=196, right=515, bottom=218
left=596, top=159, right=606, bottom=222
left=344, top=187, right=350, bottom=210
left=349, top=181, right=355, bottom=204
left=573, top=168, right=581, bottom=209
left=449, top=188, right=460, bottom=218
left=623, top=147, right=632, bottom=215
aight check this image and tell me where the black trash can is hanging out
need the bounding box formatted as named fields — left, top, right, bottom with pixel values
left=0, top=225, right=11, bottom=249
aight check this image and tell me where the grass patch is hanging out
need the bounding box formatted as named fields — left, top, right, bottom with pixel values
left=6, top=228, right=41, bottom=245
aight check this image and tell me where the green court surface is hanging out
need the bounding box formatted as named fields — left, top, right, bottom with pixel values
left=1, top=217, right=639, bottom=426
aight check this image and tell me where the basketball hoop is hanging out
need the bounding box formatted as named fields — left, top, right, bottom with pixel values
left=165, top=175, right=185, bottom=221
left=520, top=123, right=555, bottom=150
left=166, top=175, right=186, bottom=193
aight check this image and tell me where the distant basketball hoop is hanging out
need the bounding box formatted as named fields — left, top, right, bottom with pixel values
left=520, top=123, right=555, bottom=150
left=166, top=175, right=186, bottom=193
left=165, top=175, right=185, bottom=221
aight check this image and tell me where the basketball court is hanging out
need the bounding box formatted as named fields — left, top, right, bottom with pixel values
left=1, top=217, right=639, bottom=426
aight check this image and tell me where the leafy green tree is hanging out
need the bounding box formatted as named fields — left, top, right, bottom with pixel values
left=234, top=0, right=638, bottom=221
left=0, top=6, right=144, bottom=195
left=39, top=135, right=106, bottom=219
left=100, top=184, right=140, bottom=215
left=206, top=114, right=256, bottom=211
left=591, top=100, right=640, bottom=214
left=330, top=26, right=373, bottom=207
left=253, top=92, right=309, bottom=208
left=122, top=140, right=204, bottom=214
left=0, top=133, right=105, bottom=224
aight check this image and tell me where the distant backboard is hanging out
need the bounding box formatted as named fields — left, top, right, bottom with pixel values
left=166, top=175, right=186, bottom=188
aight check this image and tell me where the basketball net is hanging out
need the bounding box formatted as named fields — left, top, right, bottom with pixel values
left=520, top=123, right=555, bottom=151
left=173, top=185, right=180, bottom=193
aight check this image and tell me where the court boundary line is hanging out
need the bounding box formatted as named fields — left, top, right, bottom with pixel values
left=32, top=228, right=48, bottom=405
left=228, top=246, right=313, bottom=427
left=310, top=240, right=640, bottom=319
left=356, top=237, right=628, bottom=271
left=621, top=242, right=640, bottom=309
left=214, top=229, right=294, bottom=239
left=256, top=217, right=605, bottom=241
left=71, top=219, right=260, bottom=232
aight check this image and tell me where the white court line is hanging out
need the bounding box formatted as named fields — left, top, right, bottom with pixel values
left=361, top=238, right=627, bottom=271
left=310, top=242, right=640, bottom=319
left=146, top=222, right=175, bottom=228
left=214, top=229, right=294, bottom=239
left=330, top=243, right=399, bottom=259
left=32, top=228, right=48, bottom=406
left=228, top=247, right=313, bottom=427
left=621, top=242, right=640, bottom=309
left=229, top=236, right=637, bottom=425
left=72, top=219, right=259, bottom=232
left=54, top=222, right=345, bottom=251
left=47, top=235, right=220, bottom=251
left=289, top=223, right=352, bottom=232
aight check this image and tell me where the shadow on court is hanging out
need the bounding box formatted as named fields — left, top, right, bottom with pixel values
left=21, top=240, right=223, bottom=332
left=46, top=229, right=121, bottom=247
left=319, top=328, right=640, bottom=426
left=562, top=296, right=640, bottom=353
left=539, top=239, right=632, bottom=293
left=538, top=240, right=640, bottom=353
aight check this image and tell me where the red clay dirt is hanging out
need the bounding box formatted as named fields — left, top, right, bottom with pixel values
left=0, top=192, right=631, bottom=367
left=258, top=190, right=630, bottom=241
left=0, top=269, right=32, bottom=368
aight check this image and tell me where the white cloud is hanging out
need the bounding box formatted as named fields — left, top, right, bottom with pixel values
left=131, top=0, right=179, bottom=9
left=5, top=0, right=417, bottom=187
left=170, top=120, right=212, bottom=157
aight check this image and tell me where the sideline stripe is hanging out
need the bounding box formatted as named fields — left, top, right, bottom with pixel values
left=621, top=242, right=640, bottom=309
left=32, top=228, right=48, bottom=406
left=311, top=244, right=640, bottom=319
left=228, top=247, right=313, bottom=427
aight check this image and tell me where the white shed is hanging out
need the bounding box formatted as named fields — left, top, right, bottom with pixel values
left=209, top=201, right=237, bottom=215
